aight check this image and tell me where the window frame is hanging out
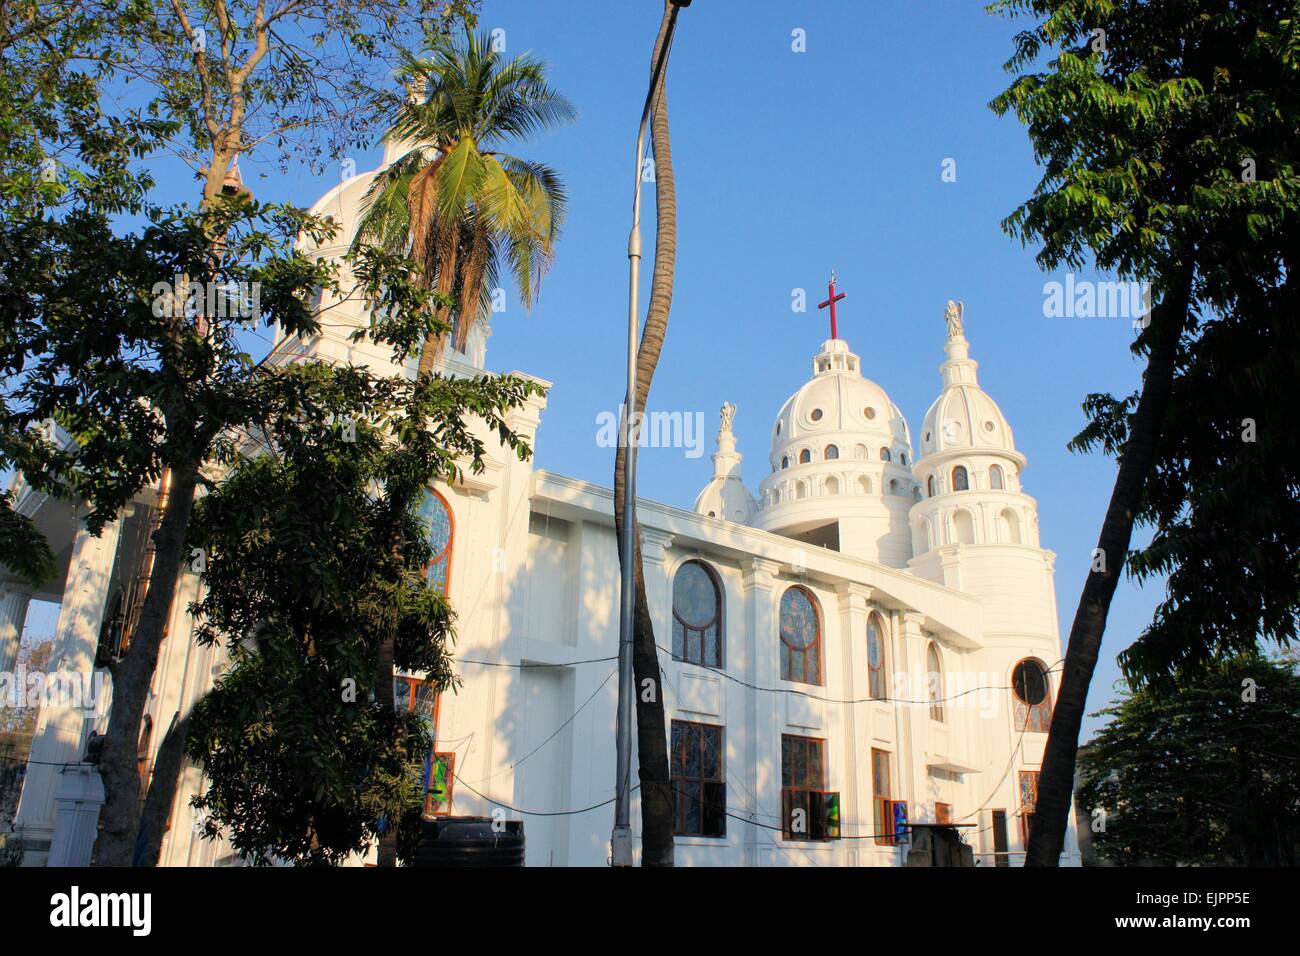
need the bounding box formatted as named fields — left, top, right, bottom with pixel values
left=779, top=585, right=823, bottom=686
left=951, top=465, right=969, bottom=492
left=1011, top=658, right=1053, bottom=733
left=781, top=734, right=836, bottom=841
left=871, top=747, right=894, bottom=845
left=1018, top=770, right=1040, bottom=847
left=421, top=488, right=454, bottom=594
left=670, top=720, right=726, bottom=838
left=866, top=611, right=887, bottom=700
left=671, top=559, right=724, bottom=668
left=926, top=641, right=944, bottom=722
left=990, top=464, right=1005, bottom=490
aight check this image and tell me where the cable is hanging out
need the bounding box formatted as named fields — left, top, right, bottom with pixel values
left=452, top=775, right=637, bottom=818
left=462, top=668, right=617, bottom=786
left=655, top=642, right=1064, bottom=708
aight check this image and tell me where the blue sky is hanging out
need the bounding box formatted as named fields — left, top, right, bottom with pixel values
left=22, top=0, right=1163, bottom=736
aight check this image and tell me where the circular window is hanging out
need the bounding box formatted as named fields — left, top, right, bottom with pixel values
left=1012, top=659, right=1049, bottom=706
left=810, top=409, right=823, bottom=422
left=864, top=406, right=877, bottom=420
left=984, top=420, right=995, bottom=432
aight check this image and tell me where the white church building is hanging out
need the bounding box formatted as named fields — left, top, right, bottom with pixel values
left=2, top=146, right=1081, bottom=867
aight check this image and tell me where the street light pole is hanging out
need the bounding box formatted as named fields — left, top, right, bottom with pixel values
left=612, top=0, right=688, bottom=868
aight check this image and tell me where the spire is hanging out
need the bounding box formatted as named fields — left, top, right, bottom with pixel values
left=693, top=402, right=756, bottom=524
left=940, top=299, right=979, bottom=387
left=712, top=402, right=742, bottom=479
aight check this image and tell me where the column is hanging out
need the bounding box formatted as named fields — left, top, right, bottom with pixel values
left=836, top=583, right=873, bottom=852
left=638, top=527, right=675, bottom=633
left=740, top=556, right=780, bottom=866
left=897, top=610, right=929, bottom=825
left=12, top=515, right=121, bottom=861
left=0, top=582, right=33, bottom=675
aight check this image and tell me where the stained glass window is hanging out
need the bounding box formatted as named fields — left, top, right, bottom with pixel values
left=1012, top=658, right=1052, bottom=732
left=418, top=489, right=453, bottom=593
left=782, top=735, right=834, bottom=840
left=872, top=748, right=894, bottom=845
left=952, top=465, right=969, bottom=492
left=672, top=560, right=722, bottom=667
left=824, top=444, right=839, bottom=460
left=990, top=464, right=1005, bottom=490
left=867, top=613, right=887, bottom=700
left=780, top=586, right=821, bottom=685
left=670, top=721, right=725, bottom=837
left=1018, top=770, right=1040, bottom=845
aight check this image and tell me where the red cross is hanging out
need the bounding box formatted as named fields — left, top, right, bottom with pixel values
left=818, top=273, right=846, bottom=340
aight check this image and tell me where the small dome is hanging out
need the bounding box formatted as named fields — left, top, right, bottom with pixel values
left=917, top=329, right=1018, bottom=460
left=770, top=339, right=911, bottom=468
left=694, top=403, right=757, bottom=524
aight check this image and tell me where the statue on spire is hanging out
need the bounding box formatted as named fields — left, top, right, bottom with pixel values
left=945, top=299, right=965, bottom=339
left=719, top=401, right=736, bottom=434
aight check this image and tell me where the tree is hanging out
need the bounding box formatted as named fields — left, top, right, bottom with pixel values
left=1, top=0, right=485, bottom=867
left=353, top=28, right=575, bottom=374
left=1078, top=654, right=1300, bottom=865
left=611, top=0, right=682, bottom=867
left=990, top=0, right=1300, bottom=865
left=184, top=361, right=539, bottom=865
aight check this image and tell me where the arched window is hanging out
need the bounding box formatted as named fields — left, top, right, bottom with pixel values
left=419, top=489, right=454, bottom=593
left=799, top=448, right=812, bottom=464
left=796, top=481, right=808, bottom=500
left=1012, top=658, right=1052, bottom=732
left=900, top=453, right=907, bottom=466
left=990, top=464, right=1005, bottom=490
left=781, top=456, right=789, bottom=469
left=953, top=509, right=975, bottom=544
left=926, top=642, right=944, bottom=722
left=889, top=478, right=902, bottom=496
left=780, top=586, right=822, bottom=685
left=879, top=447, right=891, bottom=462
left=951, top=465, right=969, bottom=492
left=854, top=444, right=869, bottom=460
left=857, top=475, right=871, bottom=495
left=824, top=475, right=840, bottom=496
left=824, top=444, right=839, bottom=461
left=672, top=560, right=723, bottom=667
left=927, top=475, right=936, bottom=498
left=866, top=613, right=887, bottom=700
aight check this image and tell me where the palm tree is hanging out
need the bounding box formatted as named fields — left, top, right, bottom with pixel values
left=353, top=31, right=575, bottom=375
left=611, top=0, right=681, bottom=867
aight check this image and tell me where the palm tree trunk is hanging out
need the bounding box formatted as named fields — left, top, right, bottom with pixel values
left=612, top=0, right=678, bottom=869
left=1025, top=257, right=1194, bottom=866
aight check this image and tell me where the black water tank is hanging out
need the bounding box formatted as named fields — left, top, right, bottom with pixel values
left=412, top=816, right=525, bottom=867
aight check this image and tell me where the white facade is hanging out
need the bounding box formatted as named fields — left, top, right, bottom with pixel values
left=3, top=152, right=1080, bottom=867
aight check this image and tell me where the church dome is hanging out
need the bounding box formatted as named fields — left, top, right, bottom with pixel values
left=768, top=338, right=912, bottom=469
left=916, top=306, right=1021, bottom=462
left=754, top=336, right=918, bottom=568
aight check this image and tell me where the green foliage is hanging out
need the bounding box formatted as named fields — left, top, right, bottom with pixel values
left=354, top=28, right=575, bottom=349
left=991, top=0, right=1300, bottom=685
left=185, top=360, right=542, bottom=865
left=1079, top=654, right=1300, bottom=865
